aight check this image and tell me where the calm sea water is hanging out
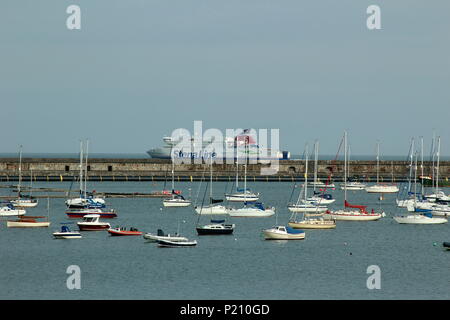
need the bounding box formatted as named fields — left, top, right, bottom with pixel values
left=0, top=180, right=449, bottom=300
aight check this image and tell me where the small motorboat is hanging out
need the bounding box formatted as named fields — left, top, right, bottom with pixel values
left=77, top=214, right=110, bottom=231
left=262, top=226, right=306, bottom=240
left=196, top=220, right=235, bottom=235
left=443, top=242, right=450, bottom=250
left=53, top=224, right=82, bottom=239
left=156, top=238, right=197, bottom=247
left=0, top=203, right=26, bottom=217
left=108, top=226, right=143, bottom=236
left=143, top=229, right=188, bottom=242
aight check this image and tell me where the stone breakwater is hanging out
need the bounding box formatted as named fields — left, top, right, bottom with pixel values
left=0, top=158, right=448, bottom=182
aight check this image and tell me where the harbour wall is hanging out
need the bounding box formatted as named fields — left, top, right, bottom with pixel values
left=0, top=158, right=449, bottom=182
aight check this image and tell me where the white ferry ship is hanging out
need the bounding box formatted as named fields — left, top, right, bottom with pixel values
left=146, top=129, right=290, bottom=161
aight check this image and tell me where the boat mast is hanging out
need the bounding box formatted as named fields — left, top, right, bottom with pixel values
left=435, top=136, right=441, bottom=194
left=407, top=138, right=414, bottom=194
left=84, top=139, right=89, bottom=199
left=79, top=140, right=84, bottom=197
left=313, top=140, right=318, bottom=192
left=420, top=136, right=424, bottom=196
left=244, top=144, right=248, bottom=202
left=413, top=150, right=418, bottom=212
left=171, top=157, right=175, bottom=192
left=376, top=141, right=380, bottom=185
left=304, top=144, right=309, bottom=202
left=210, top=151, right=213, bottom=203
left=344, top=131, right=347, bottom=209
left=17, top=145, right=23, bottom=201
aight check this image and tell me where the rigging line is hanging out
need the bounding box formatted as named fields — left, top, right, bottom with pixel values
left=319, top=133, right=344, bottom=196
left=193, top=162, right=208, bottom=208
left=196, top=179, right=210, bottom=225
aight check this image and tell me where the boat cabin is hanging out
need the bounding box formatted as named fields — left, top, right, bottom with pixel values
left=81, top=214, right=101, bottom=222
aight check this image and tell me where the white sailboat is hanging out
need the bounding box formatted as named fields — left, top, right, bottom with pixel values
left=162, top=158, right=191, bottom=207
left=227, top=202, right=275, bottom=217
left=340, top=144, right=366, bottom=191
left=65, top=140, right=106, bottom=208
left=10, top=146, right=38, bottom=209
left=225, top=147, right=259, bottom=202
left=194, top=155, right=227, bottom=215
left=365, top=142, right=399, bottom=193
left=305, top=141, right=336, bottom=205
left=326, top=132, right=385, bottom=221
left=288, top=145, right=328, bottom=213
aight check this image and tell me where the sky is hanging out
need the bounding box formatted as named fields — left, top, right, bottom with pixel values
left=1, top=0, right=449, bottom=156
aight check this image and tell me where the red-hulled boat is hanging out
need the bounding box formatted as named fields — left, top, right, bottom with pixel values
left=66, top=208, right=117, bottom=219
left=108, top=227, right=143, bottom=236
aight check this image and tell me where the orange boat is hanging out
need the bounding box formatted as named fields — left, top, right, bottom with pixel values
left=107, top=227, right=142, bottom=236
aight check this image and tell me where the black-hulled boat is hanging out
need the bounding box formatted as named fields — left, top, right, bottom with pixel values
left=443, top=242, right=450, bottom=250
left=196, top=219, right=235, bottom=235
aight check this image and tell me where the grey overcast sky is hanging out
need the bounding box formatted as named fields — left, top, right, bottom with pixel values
left=1, top=0, right=449, bottom=156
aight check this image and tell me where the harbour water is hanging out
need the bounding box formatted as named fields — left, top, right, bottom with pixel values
left=0, top=181, right=449, bottom=300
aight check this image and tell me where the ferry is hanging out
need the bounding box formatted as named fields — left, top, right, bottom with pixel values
left=146, top=129, right=290, bottom=161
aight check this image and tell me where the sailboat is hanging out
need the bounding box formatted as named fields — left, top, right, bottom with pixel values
left=394, top=149, right=448, bottom=224
left=225, top=146, right=259, bottom=202
left=262, top=201, right=306, bottom=239
left=305, top=141, right=336, bottom=204
left=365, top=142, right=399, bottom=193
left=10, top=146, right=38, bottom=208
left=194, top=155, right=228, bottom=214
left=340, top=144, right=366, bottom=191
left=288, top=146, right=328, bottom=213
left=65, top=140, right=106, bottom=209
left=326, top=132, right=385, bottom=221
left=162, top=158, right=191, bottom=207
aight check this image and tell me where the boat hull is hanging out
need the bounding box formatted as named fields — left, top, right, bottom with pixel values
left=66, top=210, right=117, bottom=218
left=53, top=232, right=82, bottom=239
left=393, top=215, right=448, bottom=224
left=10, top=200, right=38, bottom=208
left=288, top=220, right=336, bottom=229
left=196, top=226, right=234, bottom=235
left=77, top=223, right=110, bottom=231
left=365, top=185, right=399, bottom=193
left=225, top=194, right=259, bottom=202
left=143, top=233, right=188, bottom=242
left=227, top=208, right=275, bottom=217
left=7, top=221, right=50, bottom=228
left=157, top=239, right=197, bottom=247
left=287, top=205, right=328, bottom=213
left=194, top=205, right=228, bottom=215
left=108, top=229, right=142, bottom=236
left=0, top=209, right=26, bottom=217
left=162, top=200, right=192, bottom=207
left=262, top=229, right=305, bottom=240
left=325, top=210, right=383, bottom=221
